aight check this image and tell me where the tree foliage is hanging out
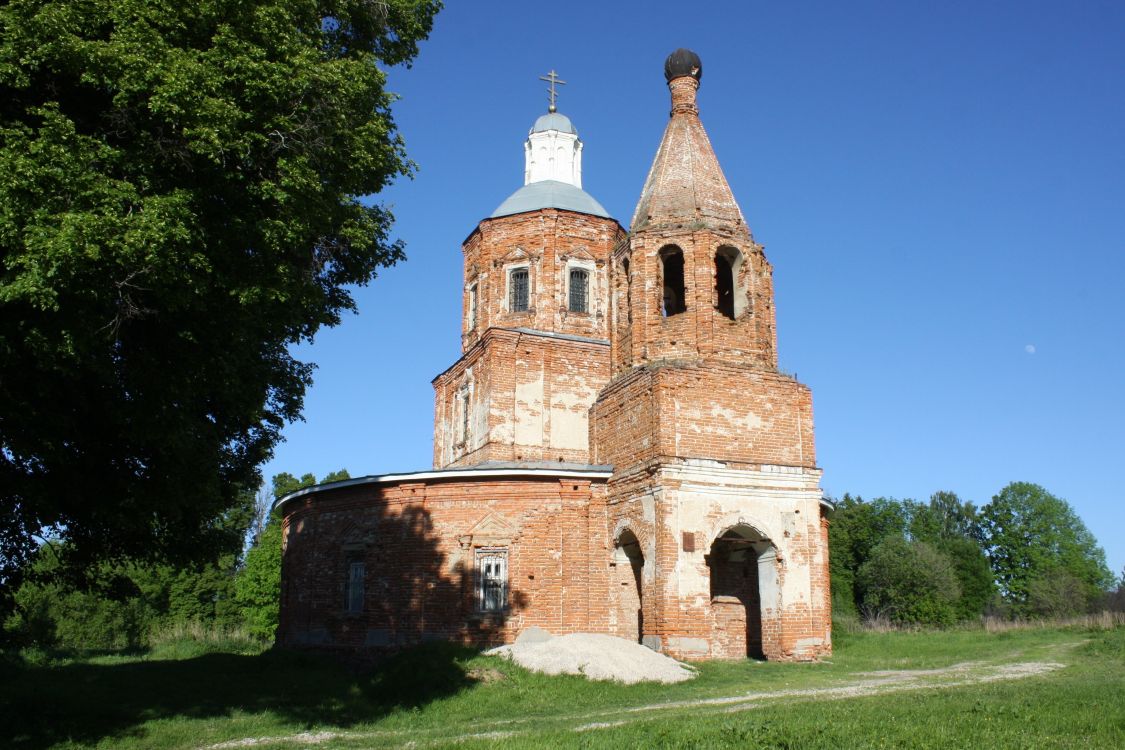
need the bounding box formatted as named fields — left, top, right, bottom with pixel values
left=5, top=547, right=245, bottom=649
left=235, top=517, right=284, bottom=641
left=907, top=491, right=980, bottom=543
left=4, top=487, right=255, bottom=648
left=979, top=482, right=1112, bottom=615
left=5, top=469, right=346, bottom=647
left=831, top=491, right=997, bottom=625
left=0, top=0, right=439, bottom=592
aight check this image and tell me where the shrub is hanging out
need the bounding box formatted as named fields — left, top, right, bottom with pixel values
left=857, top=538, right=961, bottom=626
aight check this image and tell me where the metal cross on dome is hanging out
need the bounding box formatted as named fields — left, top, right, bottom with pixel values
left=539, top=69, right=566, bottom=113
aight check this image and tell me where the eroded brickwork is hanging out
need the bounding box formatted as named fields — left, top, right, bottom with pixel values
left=433, top=326, right=611, bottom=468
left=461, top=210, right=625, bottom=350
left=592, top=60, right=832, bottom=660
left=277, top=51, right=832, bottom=664
left=279, top=474, right=613, bottom=652
left=591, top=361, right=816, bottom=470
left=432, top=207, right=625, bottom=469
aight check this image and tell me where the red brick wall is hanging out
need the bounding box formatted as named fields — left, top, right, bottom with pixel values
left=611, top=232, right=778, bottom=374
left=278, top=475, right=613, bottom=652
left=591, top=360, right=816, bottom=471
left=460, top=209, right=626, bottom=349
left=433, top=328, right=611, bottom=469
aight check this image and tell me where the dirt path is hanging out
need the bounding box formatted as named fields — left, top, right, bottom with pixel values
left=205, top=652, right=1072, bottom=749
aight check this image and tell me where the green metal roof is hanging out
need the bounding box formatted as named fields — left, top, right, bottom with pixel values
left=490, top=180, right=610, bottom=219
left=531, top=112, right=577, bottom=134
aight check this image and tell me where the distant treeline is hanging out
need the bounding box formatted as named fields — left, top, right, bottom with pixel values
left=4, top=476, right=1122, bottom=650
left=830, top=482, right=1119, bottom=625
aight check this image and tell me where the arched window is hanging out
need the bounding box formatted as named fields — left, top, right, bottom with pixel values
left=467, top=281, right=478, bottom=329
left=568, top=267, right=589, bottom=313
left=661, top=247, right=686, bottom=317
left=622, top=258, right=632, bottom=323
left=715, top=246, right=746, bottom=319
left=715, top=253, right=735, bottom=319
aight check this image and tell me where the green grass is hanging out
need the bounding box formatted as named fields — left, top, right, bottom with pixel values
left=2, top=625, right=1122, bottom=749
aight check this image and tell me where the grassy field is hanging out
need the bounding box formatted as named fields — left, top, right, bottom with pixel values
left=2, top=623, right=1122, bottom=749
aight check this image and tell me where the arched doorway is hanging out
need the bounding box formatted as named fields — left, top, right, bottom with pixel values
left=612, top=529, right=644, bottom=643
left=707, top=524, right=774, bottom=659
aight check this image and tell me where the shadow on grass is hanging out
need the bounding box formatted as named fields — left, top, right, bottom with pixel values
left=1, top=641, right=481, bottom=749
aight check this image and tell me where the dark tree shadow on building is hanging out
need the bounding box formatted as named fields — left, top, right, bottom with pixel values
left=2, top=485, right=531, bottom=749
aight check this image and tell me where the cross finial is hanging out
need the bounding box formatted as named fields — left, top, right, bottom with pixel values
left=539, top=69, right=566, bottom=113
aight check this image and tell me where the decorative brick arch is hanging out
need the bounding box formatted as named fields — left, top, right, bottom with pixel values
left=705, top=514, right=784, bottom=659
left=610, top=522, right=648, bottom=644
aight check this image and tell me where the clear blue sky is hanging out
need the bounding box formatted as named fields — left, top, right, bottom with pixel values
left=263, top=1, right=1125, bottom=577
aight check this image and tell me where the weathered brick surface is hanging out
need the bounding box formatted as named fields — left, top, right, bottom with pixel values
left=592, top=69, right=831, bottom=661
left=279, top=475, right=614, bottom=652
left=433, top=328, right=610, bottom=468
left=460, top=209, right=625, bottom=350
left=432, top=207, right=625, bottom=469
left=277, top=60, right=832, bottom=664
left=591, top=360, right=816, bottom=470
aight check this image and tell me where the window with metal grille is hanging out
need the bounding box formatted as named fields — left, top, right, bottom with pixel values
left=509, top=268, right=529, bottom=312
left=346, top=560, right=364, bottom=614
left=476, top=548, right=508, bottom=612
left=568, top=268, right=589, bottom=313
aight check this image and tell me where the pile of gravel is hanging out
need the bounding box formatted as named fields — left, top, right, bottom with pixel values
left=487, top=630, right=696, bottom=684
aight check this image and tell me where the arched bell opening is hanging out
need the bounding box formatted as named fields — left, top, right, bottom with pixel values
left=659, top=246, right=686, bottom=317
left=612, top=529, right=645, bottom=643
left=715, top=246, right=746, bottom=320
left=707, top=524, right=774, bottom=659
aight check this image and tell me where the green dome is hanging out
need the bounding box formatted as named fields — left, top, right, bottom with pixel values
left=531, top=112, right=577, bottom=135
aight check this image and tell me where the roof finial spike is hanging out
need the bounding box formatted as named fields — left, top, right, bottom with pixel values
left=539, top=69, right=566, bottom=113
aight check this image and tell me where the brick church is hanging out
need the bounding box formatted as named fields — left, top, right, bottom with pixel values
left=275, top=50, right=832, bottom=661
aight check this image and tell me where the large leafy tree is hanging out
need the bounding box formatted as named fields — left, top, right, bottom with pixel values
left=979, top=482, right=1113, bottom=615
left=0, top=1, right=439, bottom=590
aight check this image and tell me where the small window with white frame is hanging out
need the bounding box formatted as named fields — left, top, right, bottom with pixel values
left=467, top=281, right=478, bottom=330
left=568, top=267, right=590, bottom=313
left=476, top=548, right=508, bottom=612
left=458, top=386, right=471, bottom=448
left=509, top=267, right=529, bottom=312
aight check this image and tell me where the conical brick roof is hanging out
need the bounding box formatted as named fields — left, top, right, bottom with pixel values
left=630, top=68, right=748, bottom=234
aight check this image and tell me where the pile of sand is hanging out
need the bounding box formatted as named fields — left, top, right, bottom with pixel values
left=487, top=630, right=696, bottom=684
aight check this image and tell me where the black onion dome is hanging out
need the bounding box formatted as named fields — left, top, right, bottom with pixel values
left=664, top=48, right=702, bottom=82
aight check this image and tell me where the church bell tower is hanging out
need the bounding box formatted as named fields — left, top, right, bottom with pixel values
left=592, top=50, right=832, bottom=661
